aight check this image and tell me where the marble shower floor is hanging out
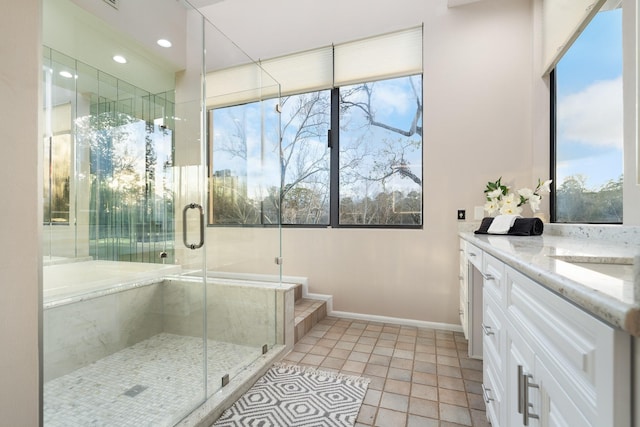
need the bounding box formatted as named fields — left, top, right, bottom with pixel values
left=44, top=333, right=261, bottom=427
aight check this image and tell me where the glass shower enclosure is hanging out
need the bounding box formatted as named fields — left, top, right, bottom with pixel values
left=41, top=0, right=282, bottom=425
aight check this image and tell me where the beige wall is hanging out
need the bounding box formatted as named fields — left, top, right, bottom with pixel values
left=0, top=0, right=42, bottom=425
left=203, top=0, right=540, bottom=326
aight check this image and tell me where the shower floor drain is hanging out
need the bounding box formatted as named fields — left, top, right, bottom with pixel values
left=123, top=385, right=148, bottom=397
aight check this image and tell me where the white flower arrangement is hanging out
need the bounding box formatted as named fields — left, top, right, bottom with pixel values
left=484, top=177, right=552, bottom=216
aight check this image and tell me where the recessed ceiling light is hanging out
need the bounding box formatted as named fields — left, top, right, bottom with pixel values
left=113, top=55, right=127, bottom=64
left=157, top=39, right=172, bottom=48
left=59, top=71, right=74, bottom=79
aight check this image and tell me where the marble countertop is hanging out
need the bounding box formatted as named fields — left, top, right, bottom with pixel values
left=459, top=224, right=640, bottom=337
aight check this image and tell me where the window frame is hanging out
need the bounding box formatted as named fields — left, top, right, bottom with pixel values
left=549, top=7, right=624, bottom=225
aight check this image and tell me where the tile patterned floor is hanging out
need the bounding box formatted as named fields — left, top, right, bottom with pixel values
left=280, top=316, right=490, bottom=427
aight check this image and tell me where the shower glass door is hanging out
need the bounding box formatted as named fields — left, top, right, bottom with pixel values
left=202, top=16, right=283, bottom=396
left=43, top=0, right=282, bottom=425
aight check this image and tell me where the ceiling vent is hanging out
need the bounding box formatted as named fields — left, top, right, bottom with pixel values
left=103, top=0, right=119, bottom=9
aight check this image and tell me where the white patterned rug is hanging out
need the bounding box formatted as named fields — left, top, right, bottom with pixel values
left=213, top=363, right=370, bottom=427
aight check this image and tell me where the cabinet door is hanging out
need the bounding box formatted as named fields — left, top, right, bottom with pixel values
left=536, top=356, right=591, bottom=427
left=505, top=323, right=536, bottom=427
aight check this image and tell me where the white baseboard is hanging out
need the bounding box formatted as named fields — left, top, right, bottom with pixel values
left=329, top=310, right=464, bottom=333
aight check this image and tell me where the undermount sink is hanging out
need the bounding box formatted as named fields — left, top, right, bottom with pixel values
left=549, top=255, right=635, bottom=282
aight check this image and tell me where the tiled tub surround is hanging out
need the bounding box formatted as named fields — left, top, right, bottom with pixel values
left=43, top=263, right=295, bottom=426
left=43, top=260, right=181, bottom=308
left=460, top=224, right=640, bottom=336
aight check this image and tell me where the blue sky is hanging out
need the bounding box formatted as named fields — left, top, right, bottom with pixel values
left=555, top=8, right=623, bottom=190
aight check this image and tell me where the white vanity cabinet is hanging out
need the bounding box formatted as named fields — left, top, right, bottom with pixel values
left=503, top=265, right=630, bottom=427
left=459, top=238, right=633, bottom=427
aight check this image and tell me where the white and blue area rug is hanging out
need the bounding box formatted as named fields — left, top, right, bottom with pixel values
left=214, top=363, right=370, bottom=427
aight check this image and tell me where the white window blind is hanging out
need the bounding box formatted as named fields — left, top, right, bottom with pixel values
left=261, top=47, right=334, bottom=96
left=205, top=62, right=275, bottom=108
left=334, top=26, right=423, bottom=86
left=205, top=25, right=423, bottom=108
left=541, top=0, right=607, bottom=75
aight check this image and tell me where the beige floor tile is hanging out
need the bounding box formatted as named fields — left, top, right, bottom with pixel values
left=408, top=396, right=439, bottom=418
left=342, top=360, right=366, bottom=374
left=300, top=353, right=325, bottom=365
left=410, top=383, right=438, bottom=401
left=368, top=354, right=391, bottom=366
left=328, top=348, right=351, bottom=359
left=372, top=346, right=394, bottom=357
left=274, top=317, right=487, bottom=427
left=356, top=404, right=377, bottom=424
left=364, top=364, right=389, bottom=378
left=348, top=351, right=370, bottom=363
left=388, top=367, right=412, bottom=381
left=411, top=371, right=438, bottom=386
left=437, top=354, right=461, bottom=367
left=439, top=388, right=469, bottom=407
left=379, top=392, right=409, bottom=412
left=363, top=389, right=382, bottom=406
left=407, top=414, right=439, bottom=427
left=320, top=356, right=345, bottom=370
left=374, top=408, right=406, bottom=427
left=438, top=375, right=466, bottom=391
left=335, top=341, right=356, bottom=351
left=390, top=358, right=413, bottom=370
left=308, top=345, right=331, bottom=356
left=439, top=402, right=472, bottom=426
left=383, top=378, right=411, bottom=396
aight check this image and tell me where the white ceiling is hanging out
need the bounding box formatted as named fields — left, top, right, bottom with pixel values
left=44, top=0, right=247, bottom=94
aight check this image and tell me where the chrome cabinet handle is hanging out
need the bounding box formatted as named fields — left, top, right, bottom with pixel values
left=517, top=365, right=524, bottom=414
left=523, top=373, right=539, bottom=425
left=482, top=273, right=495, bottom=281
left=481, top=323, right=494, bottom=336
left=182, top=203, right=204, bottom=250
left=481, top=383, right=494, bottom=403
left=469, top=253, right=477, bottom=257
left=517, top=365, right=539, bottom=425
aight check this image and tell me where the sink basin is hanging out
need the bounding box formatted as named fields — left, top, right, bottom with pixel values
left=549, top=255, right=635, bottom=282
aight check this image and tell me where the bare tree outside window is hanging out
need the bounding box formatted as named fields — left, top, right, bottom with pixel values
left=339, top=76, right=423, bottom=225
left=209, top=74, right=423, bottom=227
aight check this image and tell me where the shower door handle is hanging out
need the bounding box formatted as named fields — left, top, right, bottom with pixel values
left=183, top=203, right=204, bottom=250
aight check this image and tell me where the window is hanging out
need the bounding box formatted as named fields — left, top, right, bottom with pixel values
left=338, top=76, right=423, bottom=225
left=208, top=27, right=423, bottom=228
left=208, top=99, right=282, bottom=225
left=209, top=74, right=423, bottom=227
left=553, top=5, right=623, bottom=223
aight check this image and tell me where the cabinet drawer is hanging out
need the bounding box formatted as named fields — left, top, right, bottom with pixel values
left=482, top=252, right=504, bottom=303
left=466, top=242, right=483, bottom=270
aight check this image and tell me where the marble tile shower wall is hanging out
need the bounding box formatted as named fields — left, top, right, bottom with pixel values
left=44, top=280, right=279, bottom=382
left=44, top=284, right=164, bottom=381
left=162, top=279, right=279, bottom=347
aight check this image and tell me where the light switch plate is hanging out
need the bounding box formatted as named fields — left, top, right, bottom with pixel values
left=474, top=206, right=485, bottom=220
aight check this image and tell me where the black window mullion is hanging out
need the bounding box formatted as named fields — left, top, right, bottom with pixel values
left=329, top=88, right=340, bottom=227
left=549, top=69, right=556, bottom=223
